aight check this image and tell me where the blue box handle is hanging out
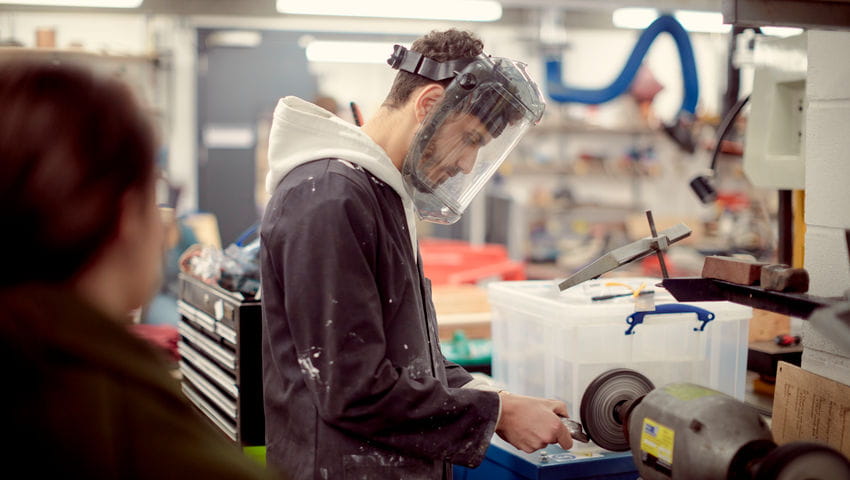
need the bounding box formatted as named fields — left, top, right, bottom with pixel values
left=625, top=303, right=715, bottom=335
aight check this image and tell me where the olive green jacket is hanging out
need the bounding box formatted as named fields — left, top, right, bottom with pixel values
left=0, top=284, right=277, bottom=479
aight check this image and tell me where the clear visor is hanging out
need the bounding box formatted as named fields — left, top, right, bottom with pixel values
left=403, top=58, right=544, bottom=224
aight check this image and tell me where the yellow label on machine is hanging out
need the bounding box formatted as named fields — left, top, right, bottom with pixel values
left=640, top=418, right=675, bottom=468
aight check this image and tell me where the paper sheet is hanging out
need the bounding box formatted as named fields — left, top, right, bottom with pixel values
left=772, top=361, right=850, bottom=457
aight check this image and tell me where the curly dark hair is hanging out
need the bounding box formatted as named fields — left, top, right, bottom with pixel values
left=383, top=29, right=483, bottom=108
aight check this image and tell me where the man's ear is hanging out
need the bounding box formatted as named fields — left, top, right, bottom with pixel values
left=413, top=84, right=445, bottom=123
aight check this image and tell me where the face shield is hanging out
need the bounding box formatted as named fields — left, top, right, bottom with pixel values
left=396, top=52, right=545, bottom=224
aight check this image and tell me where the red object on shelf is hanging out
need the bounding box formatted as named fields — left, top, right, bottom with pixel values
left=129, top=324, right=180, bottom=362
left=716, top=191, right=751, bottom=212
left=420, top=238, right=525, bottom=285
left=640, top=254, right=687, bottom=279
left=775, top=334, right=802, bottom=347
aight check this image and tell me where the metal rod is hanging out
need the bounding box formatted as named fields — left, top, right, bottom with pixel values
left=778, top=189, right=793, bottom=265
left=845, top=229, right=850, bottom=271
left=646, top=210, right=669, bottom=278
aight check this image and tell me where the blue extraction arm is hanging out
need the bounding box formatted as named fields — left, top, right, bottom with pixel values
left=545, top=14, right=700, bottom=152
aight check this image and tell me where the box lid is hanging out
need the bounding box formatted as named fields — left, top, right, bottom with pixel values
left=488, top=278, right=751, bottom=325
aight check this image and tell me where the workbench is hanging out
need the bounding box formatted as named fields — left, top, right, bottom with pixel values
left=433, top=284, right=493, bottom=340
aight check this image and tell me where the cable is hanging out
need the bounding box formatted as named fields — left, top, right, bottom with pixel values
left=691, top=94, right=750, bottom=203
left=709, top=94, right=750, bottom=172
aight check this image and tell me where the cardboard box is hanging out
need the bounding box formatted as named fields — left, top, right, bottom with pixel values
left=432, top=285, right=491, bottom=340
left=749, top=309, right=791, bottom=342
left=772, top=361, right=850, bottom=457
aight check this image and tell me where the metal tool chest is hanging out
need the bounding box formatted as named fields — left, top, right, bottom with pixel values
left=176, top=273, right=264, bottom=446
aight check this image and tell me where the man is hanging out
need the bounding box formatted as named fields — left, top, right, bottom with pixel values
left=260, top=29, right=572, bottom=479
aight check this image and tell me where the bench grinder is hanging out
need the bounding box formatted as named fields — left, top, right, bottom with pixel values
left=571, top=368, right=850, bottom=479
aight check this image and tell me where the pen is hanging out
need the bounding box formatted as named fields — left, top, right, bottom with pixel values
left=592, top=290, right=655, bottom=301
left=350, top=101, right=364, bottom=127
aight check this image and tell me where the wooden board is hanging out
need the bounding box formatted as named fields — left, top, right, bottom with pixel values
left=183, top=213, right=222, bottom=249
left=772, top=361, right=850, bottom=457
left=749, top=308, right=790, bottom=342
left=431, top=285, right=492, bottom=340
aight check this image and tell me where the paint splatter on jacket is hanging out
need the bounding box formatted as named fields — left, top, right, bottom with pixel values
left=261, top=97, right=499, bottom=479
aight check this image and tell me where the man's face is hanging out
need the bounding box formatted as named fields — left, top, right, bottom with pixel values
left=418, top=113, right=491, bottom=188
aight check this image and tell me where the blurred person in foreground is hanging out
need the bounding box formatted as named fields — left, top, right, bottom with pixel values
left=0, top=60, right=274, bottom=479
left=261, top=29, right=572, bottom=479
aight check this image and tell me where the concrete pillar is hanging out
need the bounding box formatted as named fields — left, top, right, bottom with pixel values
left=801, top=30, right=850, bottom=384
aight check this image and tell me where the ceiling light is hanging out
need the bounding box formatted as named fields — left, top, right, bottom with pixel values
left=305, top=40, right=409, bottom=64
left=206, top=30, right=262, bottom=48
left=760, top=26, right=804, bottom=38
left=276, top=0, right=502, bottom=22
left=612, top=7, right=659, bottom=30
left=613, top=8, right=732, bottom=34
left=673, top=10, right=731, bottom=34
left=0, top=0, right=142, bottom=7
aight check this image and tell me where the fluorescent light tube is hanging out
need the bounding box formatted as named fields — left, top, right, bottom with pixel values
left=305, top=40, right=408, bottom=64
left=760, top=26, right=804, bottom=38
left=613, top=8, right=731, bottom=33
left=673, top=10, right=731, bottom=34
left=612, top=7, right=659, bottom=30
left=206, top=30, right=262, bottom=48
left=277, top=0, right=502, bottom=22
left=0, top=0, right=142, bottom=7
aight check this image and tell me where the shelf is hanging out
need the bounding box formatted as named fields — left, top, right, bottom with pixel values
left=0, top=47, right=159, bottom=63
left=661, top=277, right=840, bottom=319
left=529, top=121, right=658, bottom=136
left=503, top=167, right=573, bottom=175
left=504, top=166, right=660, bottom=179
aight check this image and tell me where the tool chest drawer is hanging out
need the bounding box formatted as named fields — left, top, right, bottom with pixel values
left=177, top=273, right=264, bottom=446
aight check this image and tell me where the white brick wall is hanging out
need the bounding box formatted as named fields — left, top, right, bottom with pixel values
left=805, top=226, right=850, bottom=296
left=805, top=101, right=850, bottom=229
left=802, top=30, right=850, bottom=383
left=807, top=31, right=850, bottom=102
left=800, top=340, right=850, bottom=385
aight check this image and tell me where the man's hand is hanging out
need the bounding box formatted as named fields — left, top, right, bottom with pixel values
left=495, top=392, right=573, bottom=453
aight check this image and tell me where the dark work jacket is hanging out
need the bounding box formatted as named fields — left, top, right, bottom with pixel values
left=0, top=285, right=275, bottom=479
left=260, top=159, right=500, bottom=480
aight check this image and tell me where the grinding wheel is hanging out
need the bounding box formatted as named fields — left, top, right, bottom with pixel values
left=580, top=368, right=654, bottom=451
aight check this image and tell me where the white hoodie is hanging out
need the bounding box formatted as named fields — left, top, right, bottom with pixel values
left=265, top=96, right=418, bottom=258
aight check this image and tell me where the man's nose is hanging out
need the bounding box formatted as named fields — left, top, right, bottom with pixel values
left=457, top=151, right=476, bottom=174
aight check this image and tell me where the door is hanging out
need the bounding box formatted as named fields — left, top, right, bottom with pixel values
left=197, top=29, right=316, bottom=245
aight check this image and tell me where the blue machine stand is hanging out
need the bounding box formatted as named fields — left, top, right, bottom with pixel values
left=454, top=437, right=638, bottom=480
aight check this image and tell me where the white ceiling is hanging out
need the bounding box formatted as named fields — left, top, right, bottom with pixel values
left=0, top=0, right=724, bottom=15
left=501, top=0, right=721, bottom=12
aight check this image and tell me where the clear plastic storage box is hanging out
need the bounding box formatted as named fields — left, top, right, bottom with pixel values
left=488, top=278, right=751, bottom=415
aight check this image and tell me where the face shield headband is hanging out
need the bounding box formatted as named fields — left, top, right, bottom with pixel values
left=389, top=46, right=546, bottom=224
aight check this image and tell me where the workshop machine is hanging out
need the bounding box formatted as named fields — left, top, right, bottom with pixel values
left=550, top=212, right=850, bottom=479
left=569, top=368, right=850, bottom=480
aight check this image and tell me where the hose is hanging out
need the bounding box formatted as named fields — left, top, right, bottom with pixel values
left=544, top=14, right=699, bottom=115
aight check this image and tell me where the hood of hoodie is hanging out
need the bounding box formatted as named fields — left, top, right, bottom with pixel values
left=266, top=96, right=418, bottom=257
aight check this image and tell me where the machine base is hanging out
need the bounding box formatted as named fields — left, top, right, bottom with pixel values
left=454, top=437, right=638, bottom=480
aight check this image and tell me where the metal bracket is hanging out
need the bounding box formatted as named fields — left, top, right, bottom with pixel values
left=558, top=221, right=691, bottom=292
